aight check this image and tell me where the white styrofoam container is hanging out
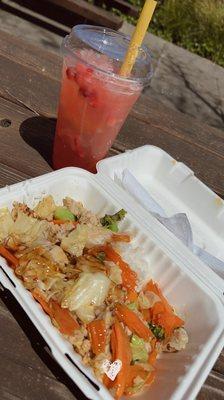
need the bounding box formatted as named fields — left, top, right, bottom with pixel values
left=0, top=152, right=223, bottom=400
left=97, top=145, right=224, bottom=262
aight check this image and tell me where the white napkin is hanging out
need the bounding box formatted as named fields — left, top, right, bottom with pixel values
left=121, top=169, right=224, bottom=279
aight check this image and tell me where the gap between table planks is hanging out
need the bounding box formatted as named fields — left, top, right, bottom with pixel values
left=0, top=30, right=223, bottom=196
left=4, top=0, right=123, bottom=31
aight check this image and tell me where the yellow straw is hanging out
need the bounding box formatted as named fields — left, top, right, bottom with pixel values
left=119, top=0, right=157, bottom=77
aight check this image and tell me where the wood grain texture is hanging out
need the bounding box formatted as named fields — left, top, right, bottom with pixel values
left=44, top=0, right=123, bottom=29
left=0, top=293, right=86, bottom=400
left=0, top=96, right=53, bottom=176
left=0, top=29, right=62, bottom=79
left=0, top=29, right=223, bottom=195
left=12, top=0, right=123, bottom=30
left=0, top=30, right=223, bottom=400
left=197, top=371, right=224, bottom=400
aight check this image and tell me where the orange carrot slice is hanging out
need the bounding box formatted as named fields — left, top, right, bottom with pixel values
left=32, top=288, right=79, bottom=335
left=141, top=308, right=151, bottom=321
left=110, top=326, right=117, bottom=360
left=148, top=349, right=157, bottom=365
left=50, top=301, right=79, bottom=335
left=155, top=312, right=184, bottom=336
left=111, top=234, right=131, bottom=243
left=145, top=280, right=184, bottom=336
left=124, top=365, right=155, bottom=395
left=113, top=320, right=132, bottom=399
left=126, top=289, right=138, bottom=303
left=0, top=245, right=19, bottom=268
left=125, top=364, right=149, bottom=388
left=32, top=288, right=53, bottom=316
left=115, top=303, right=152, bottom=341
left=102, top=245, right=137, bottom=291
left=146, top=370, right=156, bottom=385
left=87, top=319, right=106, bottom=356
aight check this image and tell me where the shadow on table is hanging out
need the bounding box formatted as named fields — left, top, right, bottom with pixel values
left=19, top=116, right=56, bottom=168
left=0, top=288, right=88, bottom=400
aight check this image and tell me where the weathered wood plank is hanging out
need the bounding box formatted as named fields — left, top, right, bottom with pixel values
left=213, top=350, right=224, bottom=376
left=0, top=293, right=85, bottom=400
left=0, top=356, right=78, bottom=400
left=0, top=163, right=31, bottom=187
left=197, top=371, right=224, bottom=400
left=0, top=95, right=120, bottom=183
left=0, top=29, right=223, bottom=164
left=1, top=77, right=224, bottom=197
left=0, top=297, right=55, bottom=378
left=0, top=96, right=53, bottom=176
left=12, top=0, right=123, bottom=30
left=45, top=0, right=123, bottom=29
left=0, top=53, right=59, bottom=117
left=0, top=29, right=62, bottom=79
left=134, top=96, right=224, bottom=160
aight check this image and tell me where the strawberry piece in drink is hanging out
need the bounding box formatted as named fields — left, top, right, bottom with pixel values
left=53, top=49, right=141, bottom=172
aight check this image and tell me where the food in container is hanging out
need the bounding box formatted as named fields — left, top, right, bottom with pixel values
left=0, top=195, right=187, bottom=398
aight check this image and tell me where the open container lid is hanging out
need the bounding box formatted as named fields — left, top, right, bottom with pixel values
left=97, top=145, right=224, bottom=293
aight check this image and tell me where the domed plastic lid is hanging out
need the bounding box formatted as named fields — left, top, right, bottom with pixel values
left=63, top=24, right=153, bottom=87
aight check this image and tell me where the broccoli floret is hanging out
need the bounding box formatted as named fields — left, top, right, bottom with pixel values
left=148, top=322, right=165, bottom=341
left=100, top=209, right=127, bottom=232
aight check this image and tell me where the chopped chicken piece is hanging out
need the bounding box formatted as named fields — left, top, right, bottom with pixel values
left=85, top=225, right=112, bottom=247
left=79, top=210, right=100, bottom=226
left=61, top=225, right=89, bottom=257
left=166, top=327, right=188, bottom=351
left=63, top=197, right=100, bottom=226
left=61, top=224, right=111, bottom=257
left=48, top=245, right=69, bottom=266
left=34, top=195, right=56, bottom=220
left=11, top=202, right=35, bottom=220
left=63, top=197, right=85, bottom=217
left=69, top=327, right=86, bottom=349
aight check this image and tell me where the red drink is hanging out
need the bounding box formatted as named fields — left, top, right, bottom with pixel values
left=53, top=26, right=152, bottom=172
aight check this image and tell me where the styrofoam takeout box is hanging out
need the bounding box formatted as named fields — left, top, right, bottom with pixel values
left=0, top=145, right=223, bottom=400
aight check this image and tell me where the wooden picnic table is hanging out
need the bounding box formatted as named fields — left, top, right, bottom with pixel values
left=0, top=29, right=223, bottom=400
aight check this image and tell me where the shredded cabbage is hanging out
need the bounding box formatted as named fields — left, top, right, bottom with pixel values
left=11, top=211, right=49, bottom=246
left=61, top=225, right=89, bottom=257
left=0, top=208, right=14, bottom=243
left=62, top=272, right=111, bottom=312
left=76, top=304, right=95, bottom=324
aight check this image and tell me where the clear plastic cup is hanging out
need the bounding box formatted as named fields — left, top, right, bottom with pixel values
left=53, top=25, right=153, bottom=172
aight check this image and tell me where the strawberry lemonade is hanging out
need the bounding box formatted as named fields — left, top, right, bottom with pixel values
left=53, top=26, right=152, bottom=172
